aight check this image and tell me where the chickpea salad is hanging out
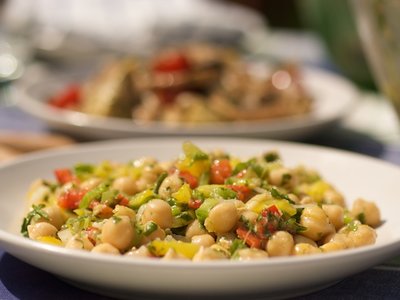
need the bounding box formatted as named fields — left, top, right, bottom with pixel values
left=21, top=142, right=381, bottom=261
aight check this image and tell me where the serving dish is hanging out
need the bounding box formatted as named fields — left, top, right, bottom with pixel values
left=0, top=138, right=399, bottom=299
left=15, top=66, right=358, bottom=140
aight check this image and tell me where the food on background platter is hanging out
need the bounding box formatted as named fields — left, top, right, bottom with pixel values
left=48, top=44, right=313, bottom=124
left=21, top=141, right=381, bottom=261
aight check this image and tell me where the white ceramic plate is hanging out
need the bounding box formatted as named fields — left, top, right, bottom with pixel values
left=15, top=67, right=358, bottom=140
left=0, top=138, right=399, bottom=299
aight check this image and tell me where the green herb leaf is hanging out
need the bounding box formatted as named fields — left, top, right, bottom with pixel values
left=21, top=204, right=49, bottom=237
left=153, top=172, right=168, bottom=194
left=264, top=151, right=280, bottom=162
left=79, top=182, right=110, bottom=209
left=270, top=187, right=295, bottom=204
left=143, top=221, right=158, bottom=236
left=230, top=239, right=247, bottom=255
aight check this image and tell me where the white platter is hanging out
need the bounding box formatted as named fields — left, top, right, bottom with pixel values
left=15, top=67, right=358, bottom=140
left=0, top=138, right=399, bottom=299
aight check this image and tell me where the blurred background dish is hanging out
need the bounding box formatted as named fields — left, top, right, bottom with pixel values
left=42, top=43, right=313, bottom=125
left=16, top=63, right=358, bottom=140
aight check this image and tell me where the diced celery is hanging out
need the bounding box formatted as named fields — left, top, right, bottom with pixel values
left=79, top=182, right=109, bottom=209
left=172, top=210, right=195, bottom=228
left=128, top=189, right=155, bottom=210
left=73, top=163, right=95, bottom=179
left=195, top=185, right=236, bottom=199
left=195, top=198, right=220, bottom=224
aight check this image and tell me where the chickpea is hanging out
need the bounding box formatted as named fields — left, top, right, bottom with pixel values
left=113, top=205, right=136, bottom=221
left=300, top=205, right=335, bottom=241
left=101, top=215, right=135, bottom=251
left=293, top=235, right=318, bottom=247
left=191, top=234, right=215, bottom=247
left=292, top=243, right=321, bottom=256
left=139, top=226, right=166, bottom=246
left=210, top=244, right=230, bottom=258
left=267, top=231, right=294, bottom=257
left=135, top=178, right=150, bottom=192
left=231, top=199, right=246, bottom=210
left=185, top=219, right=207, bottom=239
left=28, top=222, right=58, bottom=240
left=322, top=204, right=344, bottom=231
left=140, top=166, right=161, bottom=186
left=37, top=205, right=66, bottom=229
left=269, top=167, right=294, bottom=188
left=65, top=234, right=94, bottom=251
left=320, top=241, right=347, bottom=253
left=299, top=195, right=314, bottom=205
left=140, top=199, right=173, bottom=229
left=192, top=247, right=228, bottom=261
left=329, top=233, right=354, bottom=249
left=158, top=173, right=183, bottom=199
left=351, top=198, right=381, bottom=227
left=133, top=157, right=157, bottom=168
left=91, top=243, right=120, bottom=255
left=321, top=232, right=336, bottom=245
left=288, top=193, right=300, bottom=204
left=235, top=248, right=269, bottom=260
left=204, top=201, right=238, bottom=234
left=348, top=224, right=377, bottom=248
left=80, top=177, right=102, bottom=191
left=27, top=180, right=51, bottom=206
left=125, top=245, right=153, bottom=258
left=112, top=176, right=138, bottom=195
left=323, top=189, right=345, bottom=207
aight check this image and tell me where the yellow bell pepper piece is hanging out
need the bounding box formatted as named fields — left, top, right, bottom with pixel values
left=36, top=236, right=63, bottom=246
left=148, top=240, right=200, bottom=259
left=172, top=183, right=192, bottom=204
left=176, top=141, right=210, bottom=178
left=307, top=180, right=331, bottom=203
left=246, top=194, right=296, bottom=216
left=246, top=194, right=270, bottom=213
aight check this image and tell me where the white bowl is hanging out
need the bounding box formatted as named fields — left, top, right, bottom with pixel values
left=0, top=137, right=399, bottom=299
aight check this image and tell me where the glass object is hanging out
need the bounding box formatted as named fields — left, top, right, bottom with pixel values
left=299, top=0, right=376, bottom=90
left=352, top=0, right=400, bottom=119
left=0, top=40, right=23, bottom=106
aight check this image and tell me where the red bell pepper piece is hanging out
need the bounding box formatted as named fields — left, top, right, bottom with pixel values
left=54, top=168, right=76, bottom=185
left=58, top=189, right=86, bottom=210
left=179, top=171, right=198, bottom=189
left=210, top=159, right=232, bottom=184
left=48, top=84, right=80, bottom=108
left=236, top=226, right=263, bottom=249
